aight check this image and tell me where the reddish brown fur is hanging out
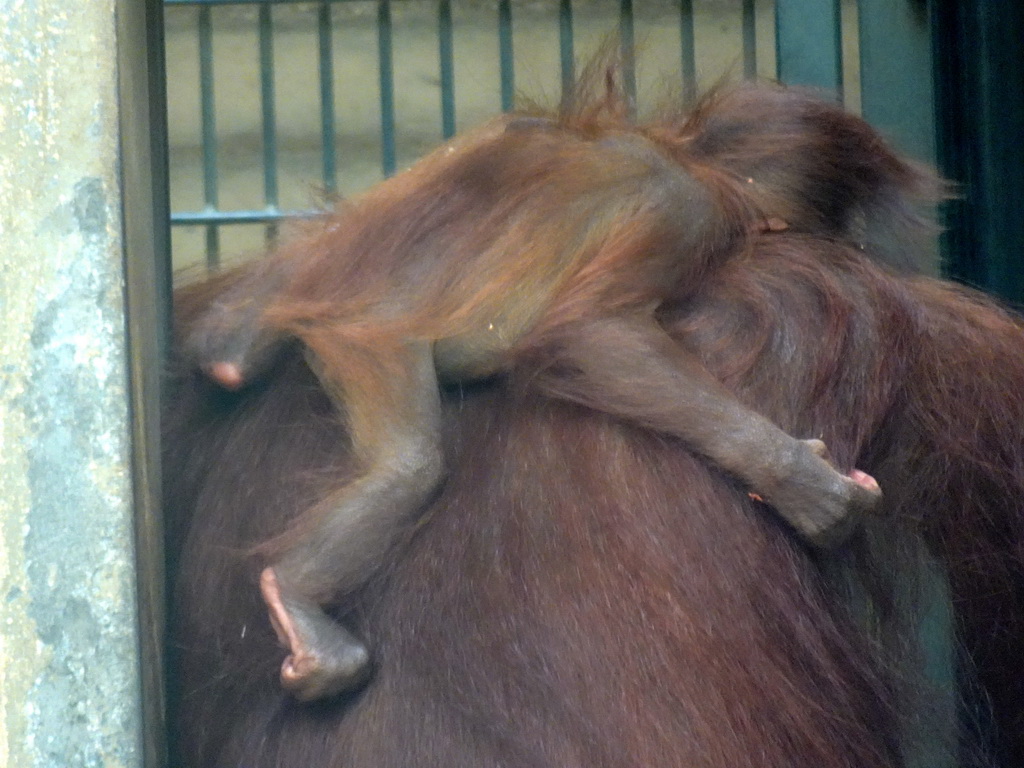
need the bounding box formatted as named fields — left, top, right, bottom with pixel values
left=179, top=79, right=927, bottom=701
left=166, top=305, right=909, bottom=768
left=166, top=81, right=1021, bottom=765
left=183, top=81, right=934, bottom=557
left=669, top=237, right=1024, bottom=766
left=167, top=228, right=1024, bottom=766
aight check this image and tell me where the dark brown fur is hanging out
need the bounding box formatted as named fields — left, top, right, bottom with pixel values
left=670, top=238, right=1024, bottom=766
left=165, top=82, right=1021, bottom=765
left=179, top=81, right=930, bottom=698
left=167, top=231, right=1024, bottom=766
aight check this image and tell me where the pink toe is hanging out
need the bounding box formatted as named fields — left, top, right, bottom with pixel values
left=849, top=469, right=879, bottom=492
left=208, top=361, right=245, bottom=390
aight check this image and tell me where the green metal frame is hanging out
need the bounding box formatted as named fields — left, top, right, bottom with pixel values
left=858, top=0, right=935, bottom=165
left=164, top=0, right=752, bottom=267
left=933, top=0, right=1024, bottom=306
left=775, top=0, right=843, bottom=93
left=121, top=1, right=173, bottom=765
left=168, top=0, right=1023, bottom=299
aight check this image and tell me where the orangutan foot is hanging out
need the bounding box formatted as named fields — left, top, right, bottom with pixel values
left=764, top=439, right=882, bottom=549
left=259, top=567, right=372, bottom=701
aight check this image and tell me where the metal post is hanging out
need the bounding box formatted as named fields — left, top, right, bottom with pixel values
left=679, top=0, right=696, bottom=102
left=741, top=0, right=757, bottom=80
left=498, top=0, right=515, bottom=112
left=619, top=0, right=636, bottom=113
left=775, top=0, right=843, bottom=94
left=198, top=4, right=220, bottom=267
left=378, top=0, right=397, bottom=176
left=859, top=0, right=936, bottom=164
left=933, top=0, right=1024, bottom=303
left=858, top=0, right=938, bottom=276
left=438, top=0, right=456, bottom=138
left=318, top=2, right=338, bottom=194
left=558, top=0, right=574, bottom=98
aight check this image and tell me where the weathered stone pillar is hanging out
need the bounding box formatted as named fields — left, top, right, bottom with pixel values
left=0, top=1, right=169, bottom=765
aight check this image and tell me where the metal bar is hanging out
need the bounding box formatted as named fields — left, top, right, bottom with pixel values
left=258, top=2, right=280, bottom=243
left=619, top=0, right=636, bottom=113
left=858, top=0, right=935, bottom=163
left=913, top=563, right=957, bottom=768
left=438, top=0, right=456, bottom=138
left=378, top=0, right=397, bottom=175
left=742, top=0, right=757, bottom=80
left=197, top=4, right=220, bottom=266
left=934, top=0, right=1024, bottom=303
left=498, top=0, right=514, bottom=111
left=679, top=0, right=696, bottom=101
left=120, top=2, right=172, bottom=766
left=171, top=208, right=316, bottom=226
left=167, top=0, right=384, bottom=4
left=318, top=2, right=337, bottom=194
left=858, top=0, right=937, bottom=277
left=559, top=0, right=574, bottom=97
left=775, top=0, right=843, bottom=94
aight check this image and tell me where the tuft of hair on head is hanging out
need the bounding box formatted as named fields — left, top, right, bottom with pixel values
left=555, top=41, right=636, bottom=137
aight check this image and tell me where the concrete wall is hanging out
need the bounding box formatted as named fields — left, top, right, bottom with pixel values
left=0, top=0, right=166, bottom=765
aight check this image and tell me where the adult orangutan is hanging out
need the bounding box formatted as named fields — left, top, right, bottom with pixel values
left=165, top=80, right=1024, bottom=766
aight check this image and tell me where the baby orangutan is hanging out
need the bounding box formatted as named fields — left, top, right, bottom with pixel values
left=186, top=84, right=916, bottom=701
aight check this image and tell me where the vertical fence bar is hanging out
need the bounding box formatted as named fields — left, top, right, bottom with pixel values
left=933, top=0, right=1024, bottom=302
left=318, top=2, right=337, bottom=194
left=619, top=0, right=636, bottom=113
left=858, top=0, right=935, bottom=163
left=197, top=5, right=220, bottom=267
left=775, top=0, right=843, bottom=94
left=120, top=0, right=172, bottom=761
left=378, top=0, right=397, bottom=175
left=858, top=0, right=936, bottom=272
left=438, top=0, right=456, bottom=138
left=498, top=0, right=514, bottom=111
left=679, top=0, right=696, bottom=101
left=911, top=562, right=957, bottom=768
left=742, top=0, right=757, bottom=79
left=559, top=0, right=575, bottom=97
left=258, top=3, right=279, bottom=241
